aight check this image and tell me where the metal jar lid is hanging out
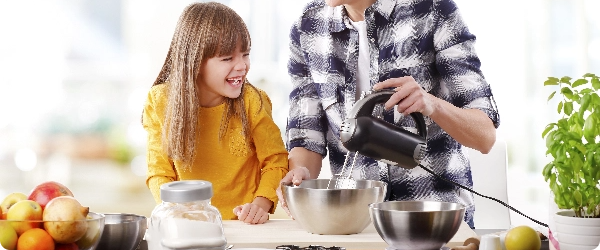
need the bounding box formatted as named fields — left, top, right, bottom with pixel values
left=160, top=180, right=213, bottom=203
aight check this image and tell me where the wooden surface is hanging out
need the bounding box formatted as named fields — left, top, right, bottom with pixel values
left=222, top=219, right=477, bottom=249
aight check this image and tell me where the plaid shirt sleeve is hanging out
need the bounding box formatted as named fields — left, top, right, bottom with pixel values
left=432, top=0, right=500, bottom=127
left=285, top=19, right=328, bottom=156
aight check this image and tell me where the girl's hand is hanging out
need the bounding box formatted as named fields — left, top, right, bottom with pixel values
left=233, top=197, right=271, bottom=224
left=373, top=76, right=437, bottom=116
left=276, top=167, right=310, bottom=219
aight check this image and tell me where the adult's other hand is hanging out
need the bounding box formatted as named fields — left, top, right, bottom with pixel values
left=275, top=167, right=310, bottom=218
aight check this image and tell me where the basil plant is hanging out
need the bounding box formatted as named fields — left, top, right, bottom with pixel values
left=542, top=73, right=600, bottom=218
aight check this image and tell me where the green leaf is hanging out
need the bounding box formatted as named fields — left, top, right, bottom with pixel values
left=571, top=150, right=583, bottom=173
left=592, top=94, right=600, bottom=106
left=574, top=190, right=583, bottom=206
left=579, top=94, right=591, bottom=114
left=552, top=184, right=561, bottom=200
left=542, top=123, right=556, bottom=138
left=587, top=206, right=595, bottom=216
left=558, top=118, right=569, bottom=128
left=561, top=87, right=574, bottom=100
left=574, top=143, right=587, bottom=154
left=560, top=76, right=573, bottom=85
left=580, top=89, right=595, bottom=95
left=543, top=163, right=554, bottom=179
left=564, top=102, right=573, bottom=115
left=547, top=91, right=556, bottom=101
left=583, top=73, right=597, bottom=78
left=546, top=130, right=557, bottom=149
left=583, top=116, right=596, bottom=142
left=572, top=79, right=588, bottom=88
left=545, top=77, right=560, bottom=86
left=557, top=101, right=564, bottom=114
left=592, top=78, right=600, bottom=90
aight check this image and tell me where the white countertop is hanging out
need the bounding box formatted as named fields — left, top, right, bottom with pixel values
left=222, top=219, right=477, bottom=249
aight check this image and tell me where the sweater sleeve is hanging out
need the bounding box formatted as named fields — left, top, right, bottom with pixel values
left=249, top=89, right=290, bottom=213
left=142, top=85, right=177, bottom=204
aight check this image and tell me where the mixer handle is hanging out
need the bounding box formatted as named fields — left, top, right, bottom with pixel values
left=349, top=89, right=427, bottom=139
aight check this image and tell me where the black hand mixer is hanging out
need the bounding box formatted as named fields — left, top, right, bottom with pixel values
left=340, top=89, right=427, bottom=169
left=338, top=89, right=548, bottom=228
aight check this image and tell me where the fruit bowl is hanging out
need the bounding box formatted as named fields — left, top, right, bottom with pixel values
left=0, top=211, right=105, bottom=250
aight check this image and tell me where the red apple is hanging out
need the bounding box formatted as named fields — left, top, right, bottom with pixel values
left=28, top=181, right=74, bottom=209
left=0, top=192, right=28, bottom=219
left=6, top=200, right=43, bottom=235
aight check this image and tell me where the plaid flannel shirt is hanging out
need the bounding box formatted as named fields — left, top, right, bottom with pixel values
left=286, top=0, right=500, bottom=228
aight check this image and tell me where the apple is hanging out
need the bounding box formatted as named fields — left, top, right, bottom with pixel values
left=0, top=221, right=18, bottom=250
left=6, top=200, right=43, bottom=235
left=0, top=192, right=27, bottom=219
left=28, top=181, right=74, bottom=209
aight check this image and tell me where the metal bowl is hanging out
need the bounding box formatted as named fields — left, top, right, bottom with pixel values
left=369, top=201, right=465, bottom=250
left=282, top=179, right=387, bottom=235
left=96, top=213, right=147, bottom=250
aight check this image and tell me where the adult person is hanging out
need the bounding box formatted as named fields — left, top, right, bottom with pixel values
left=278, top=0, right=500, bottom=228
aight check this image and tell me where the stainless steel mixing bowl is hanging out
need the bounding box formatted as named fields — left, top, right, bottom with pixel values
left=282, top=179, right=387, bottom=235
left=369, top=201, right=465, bottom=250
left=96, top=213, right=147, bottom=250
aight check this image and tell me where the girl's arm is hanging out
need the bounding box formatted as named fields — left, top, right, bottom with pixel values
left=142, top=85, right=178, bottom=203
left=248, top=88, right=290, bottom=212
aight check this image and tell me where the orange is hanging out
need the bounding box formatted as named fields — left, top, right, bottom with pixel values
left=16, top=228, right=55, bottom=250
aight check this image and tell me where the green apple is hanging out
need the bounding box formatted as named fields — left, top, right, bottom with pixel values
left=0, top=192, right=27, bottom=219
left=6, top=200, right=43, bottom=235
left=0, top=221, right=17, bottom=250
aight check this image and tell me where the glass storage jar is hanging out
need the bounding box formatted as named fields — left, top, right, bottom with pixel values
left=146, top=180, right=226, bottom=250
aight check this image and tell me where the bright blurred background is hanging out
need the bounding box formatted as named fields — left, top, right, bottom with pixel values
left=0, top=0, right=598, bottom=230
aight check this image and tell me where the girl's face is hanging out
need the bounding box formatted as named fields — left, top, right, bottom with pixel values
left=197, top=43, right=250, bottom=107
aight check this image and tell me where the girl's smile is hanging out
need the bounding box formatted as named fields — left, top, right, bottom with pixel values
left=226, top=76, right=244, bottom=87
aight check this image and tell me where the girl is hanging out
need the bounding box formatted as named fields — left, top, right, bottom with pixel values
left=142, top=2, right=288, bottom=224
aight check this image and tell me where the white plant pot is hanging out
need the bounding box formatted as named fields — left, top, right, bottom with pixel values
left=554, top=210, right=600, bottom=250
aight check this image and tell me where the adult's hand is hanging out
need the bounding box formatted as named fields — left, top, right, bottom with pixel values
left=374, top=76, right=497, bottom=153
left=276, top=167, right=310, bottom=219
left=373, top=76, right=437, bottom=116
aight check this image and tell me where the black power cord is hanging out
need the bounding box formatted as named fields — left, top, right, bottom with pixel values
left=418, top=163, right=549, bottom=228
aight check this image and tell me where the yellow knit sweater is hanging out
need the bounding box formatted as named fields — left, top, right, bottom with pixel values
left=142, top=83, right=289, bottom=219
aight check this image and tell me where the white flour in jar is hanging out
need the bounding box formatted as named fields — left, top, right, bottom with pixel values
left=147, top=218, right=226, bottom=250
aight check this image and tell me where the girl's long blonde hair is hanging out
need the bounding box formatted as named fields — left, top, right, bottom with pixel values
left=150, top=2, right=256, bottom=166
